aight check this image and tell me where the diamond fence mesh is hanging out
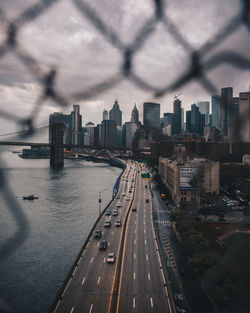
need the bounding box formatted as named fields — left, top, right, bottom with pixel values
left=0, top=0, right=250, bottom=312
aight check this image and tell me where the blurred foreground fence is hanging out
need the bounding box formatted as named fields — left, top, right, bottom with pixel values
left=0, top=0, right=250, bottom=312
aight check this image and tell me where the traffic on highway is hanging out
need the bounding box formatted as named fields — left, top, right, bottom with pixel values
left=52, top=163, right=173, bottom=313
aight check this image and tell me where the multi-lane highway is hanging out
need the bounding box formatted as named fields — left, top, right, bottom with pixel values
left=52, top=163, right=173, bottom=313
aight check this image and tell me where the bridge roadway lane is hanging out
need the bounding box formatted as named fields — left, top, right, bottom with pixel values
left=54, top=165, right=136, bottom=313
left=116, top=174, right=171, bottom=313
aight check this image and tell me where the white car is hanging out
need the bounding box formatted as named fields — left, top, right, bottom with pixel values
left=117, top=201, right=122, bottom=207
left=122, top=192, right=126, bottom=196
left=107, top=253, right=115, bottom=263
left=126, top=196, right=130, bottom=201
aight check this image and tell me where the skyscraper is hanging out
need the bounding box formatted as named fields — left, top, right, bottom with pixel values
left=109, top=99, right=122, bottom=127
left=239, top=92, right=250, bottom=142
left=143, top=102, right=160, bottom=131
left=103, top=109, right=109, bottom=121
left=172, top=99, right=182, bottom=135
left=211, top=95, right=220, bottom=129
left=198, top=101, right=210, bottom=125
left=220, top=87, right=233, bottom=136
left=72, top=104, right=81, bottom=146
left=101, top=120, right=117, bottom=148
left=131, top=104, right=139, bottom=124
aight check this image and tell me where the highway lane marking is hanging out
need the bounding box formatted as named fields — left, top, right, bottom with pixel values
left=133, top=272, right=136, bottom=280
left=146, top=254, right=148, bottom=261
left=62, top=277, right=72, bottom=297
left=148, top=273, right=151, bottom=280
left=97, top=276, right=101, bottom=285
left=144, top=229, right=146, bottom=234
left=89, top=304, right=93, bottom=313
left=145, top=240, right=147, bottom=245
left=53, top=299, right=61, bottom=313
left=90, top=257, right=93, bottom=263
left=134, top=253, right=136, bottom=259
left=81, top=277, right=86, bottom=285
left=133, top=298, right=136, bottom=308
left=134, top=230, right=136, bottom=234
left=134, top=239, right=136, bottom=244
left=111, top=231, right=113, bottom=235
left=103, top=257, right=106, bottom=263
left=72, top=266, right=77, bottom=276
left=150, top=297, right=154, bottom=308
left=70, top=307, right=74, bottom=313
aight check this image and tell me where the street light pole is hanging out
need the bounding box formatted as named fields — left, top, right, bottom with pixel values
left=98, top=191, right=102, bottom=216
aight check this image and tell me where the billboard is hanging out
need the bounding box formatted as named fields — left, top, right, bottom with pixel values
left=180, top=167, right=197, bottom=189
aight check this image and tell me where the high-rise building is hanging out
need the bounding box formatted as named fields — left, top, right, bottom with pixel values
left=72, top=104, right=81, bottom=145
left=131, top=104, right=139, bottom=124
left=101, top=120, right=117, bottom=148
left=173, top=99, right=181, bottom=115
left=186, top=104, right=204, bottom=135
left=220, top=87, right=233, bottom=136
left=239, top=92, right=250, bottom=142
left=172, top=99, right=182, bottom=135
left=211, top=95, right=220, bottom=129
left=198, top=101, right=210, bottom=125
left=109, top=99, right=122, bottom=127
left=143, top=102, right=160, bottom=131
left=84, top=121, right=95, bottom=146
left=103, top=109, right=109, bottom=121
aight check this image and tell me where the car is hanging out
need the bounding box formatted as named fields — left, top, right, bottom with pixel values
left=94, top=230, right=102, bottom=239
left=129, top=189, right=132, bottom=193
left=122, top=192, right=126, bottom=196
left=145, top=185, right=148, bottom=188
left=116, top=195, right=120, bottom=199
left=107, top=253, right=115, bottom=263
left=113, top=210, right=118, bottom=216
left=146, top=199, right=149, bottom=202
left=132, top=207, right=137, bottom=212
left=117, top=201, right=122, bottom=207
left=115, top=220, right=121, bottom=227
left=132, top=179, right=134, bottom=182
left=99, top=240, right=108, bottom=250
left=126, top=197, right=130, bottom=201
left=104, top=221, right=111, bottom=227
left=105, top=210, right=111, bottom=216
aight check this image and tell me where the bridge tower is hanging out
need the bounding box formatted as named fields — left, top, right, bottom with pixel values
left=50, top=123, right=64, bottom=168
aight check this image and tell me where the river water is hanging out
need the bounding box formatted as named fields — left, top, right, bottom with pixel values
left=0, top=150, right=122, bottom=313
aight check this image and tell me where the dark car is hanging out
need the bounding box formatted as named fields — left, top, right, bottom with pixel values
left=99, top=240, right=108, bottom=250
left=104, top=220, right=111, bottom=227
left=94, top=230, right=102, bottom=239
left=146, top=199, right=149, bottom=202
left=105, top=210, right=111, bottom=216
left=132, top=207, right=137, bottom=212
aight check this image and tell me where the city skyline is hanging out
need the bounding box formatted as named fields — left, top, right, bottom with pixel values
left=0, top=0, right=249, bottom=136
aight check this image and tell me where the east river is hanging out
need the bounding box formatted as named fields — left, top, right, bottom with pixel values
left=0, top=150, right=122, bottom=313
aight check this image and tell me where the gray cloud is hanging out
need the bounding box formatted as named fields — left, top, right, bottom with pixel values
left=0, top=0, right=249, bottom=137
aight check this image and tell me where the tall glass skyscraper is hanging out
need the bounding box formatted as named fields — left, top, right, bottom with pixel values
left=211, top=95, right=220, bottom=129
left=143, top=102, right=160, bottom=131
left=109, top=99, right=122, bottom=127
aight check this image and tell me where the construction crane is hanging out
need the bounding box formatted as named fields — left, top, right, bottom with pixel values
left=174, top=92, right=182, bottom=99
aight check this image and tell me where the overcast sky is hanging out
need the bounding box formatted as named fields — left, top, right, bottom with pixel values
left=0, top=0, right=249, bottom=139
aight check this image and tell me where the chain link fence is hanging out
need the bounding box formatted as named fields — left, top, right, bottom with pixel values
left=0, top=0, right=250, bottom=312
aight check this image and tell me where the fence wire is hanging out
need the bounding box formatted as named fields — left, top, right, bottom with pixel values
left=0, top=0, right=250, bottom=312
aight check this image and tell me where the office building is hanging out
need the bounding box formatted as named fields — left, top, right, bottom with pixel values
left=198, top=101, right=210, bottom=125
left=143, top=102, right=160, bottom=131
left=101, top=120, right=117, bottom=148
left=211, top=95, right=220, bottom=129
left=220, top=87, right=233, bottom=136
left=172, top=99, right=182, bottom=135
left=103, top=109, right=109, bottom=121
left=131, top=104, right=139, bottom=124
left=239, top=92, right=250, bottom=142
left=159, top=148, right=220, bottom=209
left=109, top=99, right=122, bottom=127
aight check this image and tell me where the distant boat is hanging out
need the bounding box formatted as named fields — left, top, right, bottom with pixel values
left=22, top=195, right=39, bottom=200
